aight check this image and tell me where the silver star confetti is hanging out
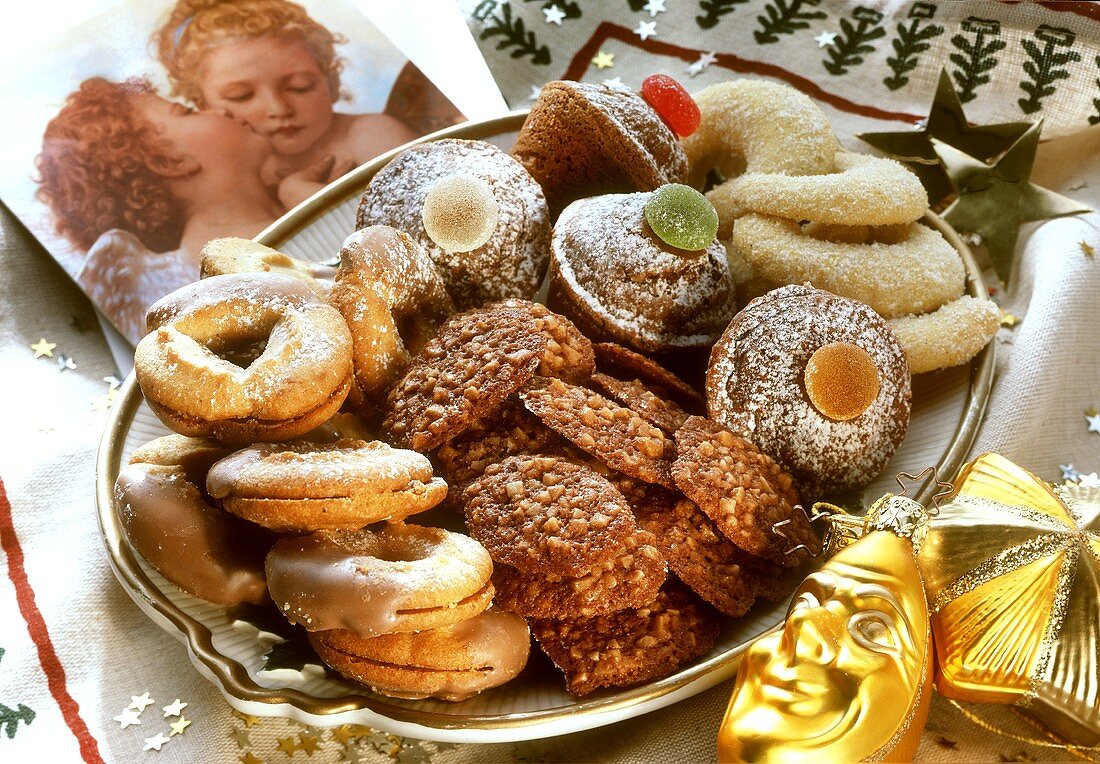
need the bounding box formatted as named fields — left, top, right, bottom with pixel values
left=1061, top=464, right=1080, bottom=482
left=104, top=375, right=122, bottom=390
left=643, top=0, right=666, bottom=15
left=602, top=76, right=626, bottom=89
left=686, top=51, right=718, bottom=76
left=634, top=20, right=657, bottom=41
left=542, top=4, right=565, bottom=25
left=113, top=708, right=142, bottom=729
left=1080, top=472, right=1100, bottom=489
left=528, top=84, right=542, bottom=101
left=162, top=699, right=187, bottom=718
left=143, top=732, right=171, bottom=751
left=128, top=693, right=155, bottom=712
left=815, top=30, right=838, bottom=47
left=56, top=354, right=76, bottom=372
left=1087, top=412, right=1100, bottom=434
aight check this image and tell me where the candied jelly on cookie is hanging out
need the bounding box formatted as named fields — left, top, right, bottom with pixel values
left=422, top=175, right=500, bottom=253
left=640, top=74, right=701, bottom=138
left=644, top=183, right=719, bottom=252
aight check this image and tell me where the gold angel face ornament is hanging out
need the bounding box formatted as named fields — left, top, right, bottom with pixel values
left=718, top=498, right=932, bottom=763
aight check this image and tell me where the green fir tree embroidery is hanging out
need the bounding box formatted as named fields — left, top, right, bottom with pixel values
left=528, top=0, right=582, bottom=22
left=884, top=2, right=944, bottom=90
left=474, top=1, right=551, bottom=66
left=1089, top=55, right=1100, bottom=125
left=628, top=0, right=646, bottom=10
left=1018, top=25, right=1081, bottom=115
left=949, top=16, right=1006, bottom=103
left=754, top=0, right=826, bottom=45
left=0, top=649, right=35, bottom=740
left=823, top=6, right=887, bottom=76
left=696, top=0, right=750, bottom=29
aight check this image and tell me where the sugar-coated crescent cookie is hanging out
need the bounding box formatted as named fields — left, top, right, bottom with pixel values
left=206, top=439, right=447, bottom=532
left=731, top=213, right=965, bottom=319
left=308, top=608, right=530, bottom=702
left=717, top=152, right=928, bottom=228
left=888, top=295, right=1000, bottom=374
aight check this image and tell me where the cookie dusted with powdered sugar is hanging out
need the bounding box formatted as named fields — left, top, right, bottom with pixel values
left=356, top=139, right=549, bottom=310
left=706, top=284, right=912, bottom=497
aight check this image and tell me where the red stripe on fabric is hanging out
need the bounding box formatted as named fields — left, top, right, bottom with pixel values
left=1013, top=1, right=1100, bottom=22
left=564, top=22, right=925, bottom=124
left=0, top=478, right=104, bottom=763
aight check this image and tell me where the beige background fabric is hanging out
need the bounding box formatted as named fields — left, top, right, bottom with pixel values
left=2, top=0, right=1099, bottom=761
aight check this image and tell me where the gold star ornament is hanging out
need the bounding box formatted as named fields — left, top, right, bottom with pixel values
left=30, top=338, right=57, bottom=358
left=592, top=50, right=615, bottom=70
left=933, top=121, right=1090, bottom=285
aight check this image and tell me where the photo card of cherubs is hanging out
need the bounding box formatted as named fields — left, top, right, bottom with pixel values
left=0, top=0, right=470, bottom=345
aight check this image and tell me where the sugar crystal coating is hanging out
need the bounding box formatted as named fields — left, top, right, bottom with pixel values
left=421, top=175, right=500, bottom=253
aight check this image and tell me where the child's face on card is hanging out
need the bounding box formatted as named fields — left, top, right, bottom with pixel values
left=133, top=93, right=268, bottom=170
left=198, top=34, right=335, bottom=157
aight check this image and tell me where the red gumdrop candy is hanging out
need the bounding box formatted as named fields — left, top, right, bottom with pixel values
left=640, top=74, right=701, bottom=138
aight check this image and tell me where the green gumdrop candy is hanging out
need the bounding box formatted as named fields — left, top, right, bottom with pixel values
left=643, top=184, right=719, bottom=252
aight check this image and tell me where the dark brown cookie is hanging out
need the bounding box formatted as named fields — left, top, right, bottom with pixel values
left=530, top=582, right=719, bottom=696
left=520, top=376, right=676, bottom=489
left=435, top=400, right=576, bottom=494
left=381, top=304, right=547, bottom=451
left=672, top=416, right=818, bottom=566
left=590, top=373, right=689, bottom=433
left=492, top=530, right=666, bottom=619
left=462, top=455, right=637, bottom=577
left=498, top=299, right=595, bottom=384
left=634, top=492, right=789, bottom=616
left=593, top=342, right=705, bottom=412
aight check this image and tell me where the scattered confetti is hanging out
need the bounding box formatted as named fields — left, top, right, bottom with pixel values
left=542, top=4, right=565, bottom=25
left=815, top=30, right=838, bottom=47
left=104, top=375, right=122, bottom=390
left=128, top=693, right=155, bottom=713
left=240, top=754, right=263, bottom=764
left=592, top=50, right=615, bottom=69
left=162, top=700, right=187, bottom=718
left=56, top=354, right=76, bottom=372
left=233, top=711, right=261, bottom=728
left=30, top=338, right=57, bottom=358
left=396, top=741, right=431, bottom=763
left=298, top=731, right=321, bottom=755
left=330, top=726, right=360, bottom=746
left=1061, top=464, right=1080, bottom=482
left=603, top=76, right=625, bottom=89
left=686, top=50, right=718, bottom=76
left=633, top=20, right=657, bottom=40
left=169, top=716, right=191, bottom=736
left=643, top=0, right=666, bottom=15
left=113, top=708, right=142, bottom=729
left=1082, top=241, right=1095, bottom=259
left=934, top=734, right=959, bottom=749
left=341, top=746, right=364, bottom=764
left=231, top=726, right=252, bottom=748
left=528, top=84, right=542, bottom=101
left=276, top=736, right=301, bottom=756
left=1087, top=410, right=1100, bottom=434
left=91, top=387, right=119, bottom=412
left=1000, top=311, right=1020, bottom=327
left=1080, top=472, right=1100, bottom=488
left=143, top=732, right=171, bottom=751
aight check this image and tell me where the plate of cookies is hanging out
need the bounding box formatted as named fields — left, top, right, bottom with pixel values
left=96, top=76, right=997, bottom=742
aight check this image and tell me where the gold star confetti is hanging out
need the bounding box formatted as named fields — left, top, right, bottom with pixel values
left=92, top=387, right=120, bottom=412
left=1082, top=241, right=1096, bottom=259
left=592, top=50, right=615, bottom=69
left=143, top=732, right=171, bottom=751
left=1000, top=311, right=1020, bottom=327
left=240, top=754, right=263, bottom=764
left=162, top=699, right=187, bottom=718
left=233, top=711, right=260, bottom=728
left=30, top=338, right=57, bottom=358
left=298, top=731, right=321, bottom=755
left=128, top=692, right=155, bottom=712
left=231, top=727, right=252, bottom=748
left=276, top=736, right=302, bottom=756
left=331, top=726, right=359, bottom=746
left=169, top=716, right=191, bottom=736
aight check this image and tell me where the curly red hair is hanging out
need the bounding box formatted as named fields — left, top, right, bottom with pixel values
left=154, top=0, right=345, bottom=106
left=35, top=77, right=187, bottom=253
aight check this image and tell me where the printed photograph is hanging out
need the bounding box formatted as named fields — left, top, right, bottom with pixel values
left=0, top=0, right=464, bottom=343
